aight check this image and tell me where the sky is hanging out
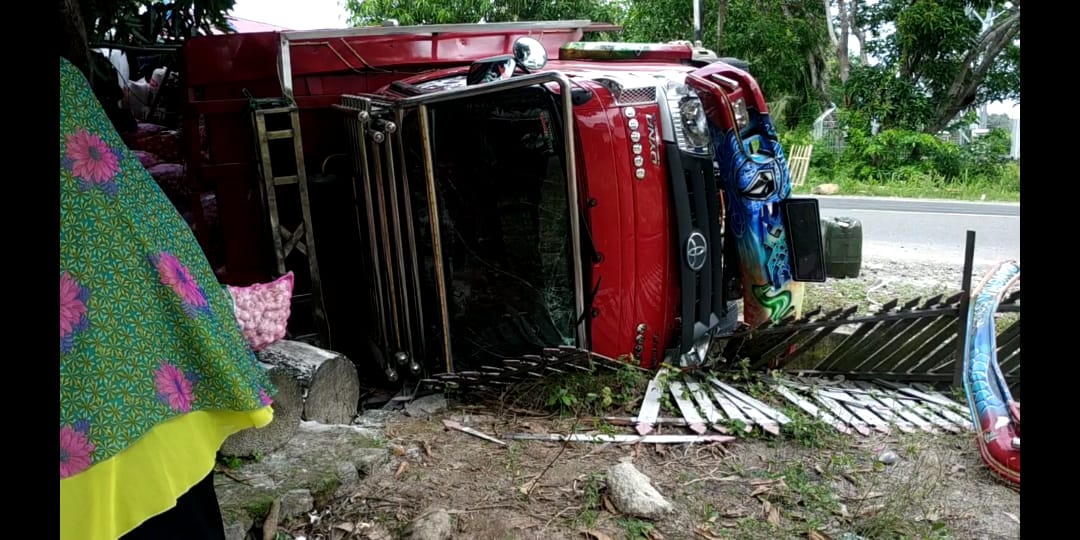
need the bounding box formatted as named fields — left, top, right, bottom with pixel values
left=229, top=0, right=349, bottom=30
left=227, top=0, right=1018, bottom=119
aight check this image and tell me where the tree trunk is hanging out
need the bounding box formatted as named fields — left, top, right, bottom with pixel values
left=59, top=0, right=91, bottom=79
left=851, top=0, right=869, bottom=65
left=927, top=9, right=1021, bottom=133
left=716, top=0, right=729, bottom=54
left=824, top=0, right=839, bottom=48
left=837, top=0, right=851, bottom=83
left=257, top=340, right=362, bottom=425
left=221, top=363, right=304, bottom=457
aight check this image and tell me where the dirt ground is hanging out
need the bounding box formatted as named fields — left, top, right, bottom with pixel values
left=282, top=400, right=1019, bottom=540
left=279, top=257, right=1019, bottom=540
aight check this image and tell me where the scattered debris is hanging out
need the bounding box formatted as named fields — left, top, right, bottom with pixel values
left=606, top=462, right=674, bottom=519
left=771, top=379, right=972, bottom=435
left=405, top=507, right=453, bottom=540
left=441, top=419, right=506, bottom=446
left=405, top=393, right=448, bottom=418
left=505, top=433, right=736, bottom=444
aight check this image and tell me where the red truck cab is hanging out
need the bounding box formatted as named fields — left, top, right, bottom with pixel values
left=180, top=21, right=825, bottom=383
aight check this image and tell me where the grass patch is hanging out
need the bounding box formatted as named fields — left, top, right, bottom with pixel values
left=501, top=362, right=648, bottom=417
left=793, top=168, right=1020, bottom=202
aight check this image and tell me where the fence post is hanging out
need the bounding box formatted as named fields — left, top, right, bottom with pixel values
left=952, top=230, right=977, bottom=387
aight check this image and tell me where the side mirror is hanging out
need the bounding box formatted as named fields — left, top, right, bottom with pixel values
left=513, top=37, right=549, bottom=71
left=466, top=55, right=518, bottom=85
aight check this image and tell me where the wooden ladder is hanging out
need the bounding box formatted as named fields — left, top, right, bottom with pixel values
left=250, top=101, right=329, bottom=346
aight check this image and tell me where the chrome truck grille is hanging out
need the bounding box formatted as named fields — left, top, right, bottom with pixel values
left=340, top=94, right=425, bottom=382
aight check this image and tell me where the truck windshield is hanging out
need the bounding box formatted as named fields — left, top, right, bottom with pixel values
left=421, top=86, right=576, bottom=369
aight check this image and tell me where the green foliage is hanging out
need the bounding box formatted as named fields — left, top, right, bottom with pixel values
left=844, top=0, right=1020, bottom=132
left=83, top=0, right=236, bottom=45
left=543, top=364, right=646, bottom=416
left=342, top=0, right=625, bottom=28
left=623, top=0, right=830, bottom=129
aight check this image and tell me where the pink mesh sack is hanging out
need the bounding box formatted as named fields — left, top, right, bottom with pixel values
left=227, top=272, right=294, bottom=351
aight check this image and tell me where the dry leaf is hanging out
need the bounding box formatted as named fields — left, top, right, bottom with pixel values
left=602, top=494, right=619, bottom=514
left=422, top=440, right=433, bottom=458
left=693, top=526, right=723, bottom=540
left=518, top=478, right=538, bottom=495
left=391, top=445, right=407, bottom=457
left=749, top=485, right=772, bottom=498
left=856, top=504, right=885, bottom=517
left=580, top=529, right=615, bottom=540
left=749, top=478, right=780, bottom=486
left=808, top=530, right=833, bottom=540
left=814, top=464, right=826, bottom=476
left=835, top=504, right=851, bottom=519
left=1004, top=512, right=1020, bottom=524
left=395, top=461, right=409, bottom=480
left=334, top=522, right=355, bottom=532
left=646, top=529, right=665, bottom=540
left=767, top=506, right=780, bottom=526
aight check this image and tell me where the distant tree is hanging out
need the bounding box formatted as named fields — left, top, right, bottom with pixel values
left=342, top=0, right=624, bottom=27
left=843, top=0, right=1020, bottom=134
left=622, top=0, right=831, bottom=129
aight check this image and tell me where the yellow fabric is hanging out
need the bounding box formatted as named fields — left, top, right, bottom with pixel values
left=59, top=406, right=273, bottom=540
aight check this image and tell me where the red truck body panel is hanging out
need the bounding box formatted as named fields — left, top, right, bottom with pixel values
left=181, top=25, right=708, bottom=368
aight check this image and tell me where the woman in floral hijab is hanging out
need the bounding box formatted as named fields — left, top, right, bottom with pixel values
left=59, top=55, right=275, bottom=539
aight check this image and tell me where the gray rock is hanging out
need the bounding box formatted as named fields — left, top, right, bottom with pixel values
left=221, top=510, right=253, bottom=540
left=606, top=462, right=673, bottom=519
left=335, top=462, right=361, bottom=497
left=406, top=508, right=453, bottom=540
left=812, top=182, right=841, bottom=195
left=279, top=489, right=314, bottom=520
left=353, top=409, right=401, bottom=429
left=216, top=421, right=388, bottom=528
left=879, top=450, right=899, bottom=465
left=405, top=394, right=448, bottom=418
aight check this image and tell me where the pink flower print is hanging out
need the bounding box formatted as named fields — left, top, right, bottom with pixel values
left=259, top=388, right=273, bottom=406
left=155, top=361, right=195, bottom=413
left=60, top=422, right=95, bottom=479
left=151, top=252, right=209, bottom=317
left=63, top=129, right=122, bottom=195
left=60, top=272, right=90, bottom=354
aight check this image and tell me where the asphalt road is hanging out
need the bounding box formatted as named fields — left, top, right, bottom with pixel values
left=815, top=196, right=1020, bottom=265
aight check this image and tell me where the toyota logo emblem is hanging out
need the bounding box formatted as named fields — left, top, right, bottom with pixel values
left=685, top=231, right=708, bottom=272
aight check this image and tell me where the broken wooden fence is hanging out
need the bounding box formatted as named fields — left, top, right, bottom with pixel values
left=712, top=289, right=1019, bottom=397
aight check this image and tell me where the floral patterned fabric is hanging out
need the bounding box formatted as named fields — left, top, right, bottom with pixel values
left=59, top=56, right=273, bottom=480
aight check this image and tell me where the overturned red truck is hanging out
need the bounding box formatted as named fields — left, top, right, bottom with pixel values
left=180, top=20, right=826, bottom=384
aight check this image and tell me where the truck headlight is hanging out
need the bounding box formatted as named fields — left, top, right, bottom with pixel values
left=678, top=97, right=710, bottom=149
left=663, top=79, right=712, bottom=157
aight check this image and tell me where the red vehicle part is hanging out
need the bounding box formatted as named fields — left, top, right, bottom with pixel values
left=181, top=23, right=589, bottom=285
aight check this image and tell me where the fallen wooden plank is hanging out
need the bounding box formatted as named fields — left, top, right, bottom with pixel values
left=708, top=377, right=792, bottom=424
left=825, top=387, right=891, bottom=435
left=684, top=380, right=730, bottom=434
left=836, top=383, right=912, bottom=434
left=635, top=368, right=668, bottom=435
left=898, top=398, right=963, bottom=434
left=772, top=384, right=851, bottom=435
left=668, top=380, right=708, bottom=434
left=442, top=419, right=507, bottom=446
left=852, top=381, right=933, bottom=433
left=712, top=386, right=780, bottom=435
left=503, top=433, right=737, bottom=444
left=809, top=391, right=871, bottom=436
left=708, top=386, right=754, bottom=433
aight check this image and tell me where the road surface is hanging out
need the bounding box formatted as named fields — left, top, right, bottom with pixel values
left=816, top=196, right=1020, bottom=265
